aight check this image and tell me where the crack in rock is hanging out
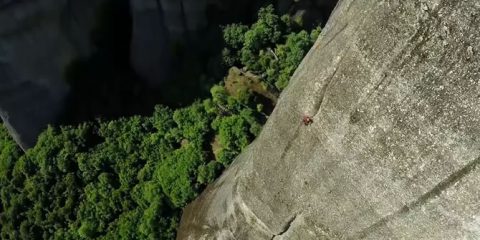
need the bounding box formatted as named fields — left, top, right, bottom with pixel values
left=353, top=155, right=480, bottom=239
left=270, top=214, right=299, bottom=240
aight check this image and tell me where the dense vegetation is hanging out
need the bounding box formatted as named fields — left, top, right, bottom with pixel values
left=223, top=5, right=320, bottom=90
left=0, top=6, right=320, bottom=239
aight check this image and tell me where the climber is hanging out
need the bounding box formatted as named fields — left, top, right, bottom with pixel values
left=302, top=115, right=313, bottom=125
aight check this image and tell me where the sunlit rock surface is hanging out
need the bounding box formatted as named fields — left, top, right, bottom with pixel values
left=178, top=0, right=480, bottom=239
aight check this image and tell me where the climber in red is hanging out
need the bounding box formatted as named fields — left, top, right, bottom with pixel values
left=302, top=115, right=313, bottom=126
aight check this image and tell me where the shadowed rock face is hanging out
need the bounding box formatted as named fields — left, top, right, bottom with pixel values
left=0, top=0, right=211, bottom=147
left=130, top=0, right=209, bottom=87
left=0, top=0, right=332, bottom=149
left=0, top=0, right=210, bottom=146
left=0, top=0, right=106, bottom=149
left=0, top=0, right=253, bottom=148
left=178, top=0, right=480, bottom=239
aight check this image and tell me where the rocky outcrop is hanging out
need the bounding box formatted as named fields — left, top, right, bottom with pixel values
left=178, top=0, right=480, bottom=239
left=0, top=0, right=106, bottom=149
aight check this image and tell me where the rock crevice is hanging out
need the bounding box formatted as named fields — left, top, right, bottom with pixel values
left=270, top=214, right=299, bottom=240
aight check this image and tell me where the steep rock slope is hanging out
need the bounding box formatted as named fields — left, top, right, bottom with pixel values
left=178, top=0, right=480, bottom=239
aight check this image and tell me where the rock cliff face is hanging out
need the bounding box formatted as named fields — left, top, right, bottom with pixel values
left=0, top=0, right=106, bottom=149
left=0, top=0, right=214, bottom=147
left=130, top=0, right=209, bottom=86
left=0, top=0, right=257, bottom=148
left=0, top=0, right=331, bottom=149
left=178, top=0, right=480, bottom=239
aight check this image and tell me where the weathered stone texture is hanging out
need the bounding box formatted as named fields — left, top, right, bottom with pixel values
left=178, top=0, right=480, bottom=239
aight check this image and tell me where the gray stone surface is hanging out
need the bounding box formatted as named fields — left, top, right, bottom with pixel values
left=178, top=0, right=480, bottom=239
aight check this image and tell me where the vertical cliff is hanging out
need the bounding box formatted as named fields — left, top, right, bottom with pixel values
left=129, top=0, right=209, bottom=87
left=0, top=0, right=106, bottom=149
left=178, top=0, right=480, bottom=239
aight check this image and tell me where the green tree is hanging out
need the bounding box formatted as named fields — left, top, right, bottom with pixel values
left=223, top=5, right=321, bottom=91
left=0, top=124, right=21, bottom=181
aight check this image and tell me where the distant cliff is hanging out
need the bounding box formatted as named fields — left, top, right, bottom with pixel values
left=129, top=0, right=209, bottom=87
left=0, top=0, right=215, bottom=148
left=178, top=0, right=480, bottom=239
left=0, top=0, right=335, bottom=149
left=0, top=0, right=106, bottom=149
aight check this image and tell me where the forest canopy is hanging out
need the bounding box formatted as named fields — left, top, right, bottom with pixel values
left=0, top=5, right=320, bottom=239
